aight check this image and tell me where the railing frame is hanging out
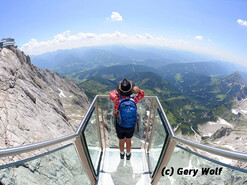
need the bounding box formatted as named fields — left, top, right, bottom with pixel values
left=144, top=98, right=155, bottom=150
left=147, top=98, right=157, bottom=152
left=75, top=135, right=97, bottom=184
left=151, top=137, right=176, bottom=185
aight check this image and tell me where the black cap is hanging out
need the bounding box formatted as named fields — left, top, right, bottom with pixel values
left=117, top=78, right=135, bottom=96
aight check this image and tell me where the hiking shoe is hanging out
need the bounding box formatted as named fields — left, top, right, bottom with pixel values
left=120, top=152, right=125, bottom=159
left=126, top=153, right=131, bottom=160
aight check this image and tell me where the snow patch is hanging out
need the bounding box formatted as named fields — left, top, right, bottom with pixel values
left=202, top=133, right=213, bottom=137
left=68, top=113, right=83, bottom=118
left=232, top=108, right=247, bottom=115
left=208, top=118, right=233, bottom=128
left=231, top=109, right=238, bottom=115
left=146, top=111, right=150, bottom=116
left=241, top=109, right=247, bottom=114
left=222, top=144, right=235, bottom=151
left=214, top=156, right=233, bottom=165
left=58, top=88, right=66, bottom=98
left=1, top=49, right=6, bottom=56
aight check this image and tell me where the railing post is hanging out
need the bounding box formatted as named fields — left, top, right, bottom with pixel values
left=147, top=100, right=157, bottom=152
left=74, top=135, right=97, bottom=185
left=144, top=99, right=153, bottom=149
left=151, top=137, right=176, bottom=185
left=99, top=98, right=107, bottom=149
left=95, top=100, right=103, bottom=151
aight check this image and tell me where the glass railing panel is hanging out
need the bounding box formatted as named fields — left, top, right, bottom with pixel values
left=103, top=98, right=150, bottom=148
left=106, top=100, right=119, bottom=148
left=176, top=105, right=247, bottom=155
left=198, top=122, right=247, bottom=154
left=178, top=144, right=246, bottom=168
left=149, top=108, right=168, bottom=175
left=157, top=145, right=247, bottom=185
left=133, top=100, right=149, bottom=148
left=0, top=144, right=91, bottom=185
left=83, top=107, right=101, bottom=174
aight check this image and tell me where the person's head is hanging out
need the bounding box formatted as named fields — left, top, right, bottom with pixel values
left=117, top=78, right=135, bottom=96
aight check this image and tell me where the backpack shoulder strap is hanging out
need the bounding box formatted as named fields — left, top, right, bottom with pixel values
left=119, top=96, right=131, bottom=103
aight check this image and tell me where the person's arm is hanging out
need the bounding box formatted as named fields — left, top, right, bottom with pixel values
left=109, top=90, right=120, bottom=117
left=133, top=86, right=144, bottom=104
left=110, top=90, right=118, bottom=101
left=133, top=86, right=141, bottom=93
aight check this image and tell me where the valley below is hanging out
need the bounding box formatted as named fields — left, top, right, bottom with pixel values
left=175, top=97, right=247, bottom=169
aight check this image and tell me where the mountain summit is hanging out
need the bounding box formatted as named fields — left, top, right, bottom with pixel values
left=0, top=46, right=89, bottom=163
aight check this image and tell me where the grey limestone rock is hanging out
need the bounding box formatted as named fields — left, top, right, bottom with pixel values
left=0, top=47, right=90, bottom=164
left=210, top=127, right=233, bottom=140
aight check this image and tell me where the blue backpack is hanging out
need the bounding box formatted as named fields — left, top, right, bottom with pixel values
left=117, top=96, right=137, bottom=128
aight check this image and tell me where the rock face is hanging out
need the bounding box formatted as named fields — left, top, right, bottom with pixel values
left=225, top=72, right=247, bottom=101
left=0, top=46, right=89, bottom=160
left=210, top=127, right=233, bottom=140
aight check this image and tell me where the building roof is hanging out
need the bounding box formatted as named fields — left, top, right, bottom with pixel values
left=1, top=38, right=15, bottom=42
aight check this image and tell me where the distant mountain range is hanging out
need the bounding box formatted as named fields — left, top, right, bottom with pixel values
left=68, top=61, right=247, bottom=85
left=72, top=64, right=161, bottom=82
left=160, top=62, right=238, bottom=78
left=31, top=48, right=130, bottom=75
left=31, top=45, right=247, bottom=83
left=31, top=45, right=216, bottom=74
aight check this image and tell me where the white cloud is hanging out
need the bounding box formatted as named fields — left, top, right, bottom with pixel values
left=135, top=33, right=153, bottom=39
left=20, top=30, right=247, bottom=67
left=21, top=31, right=191, bottom=55
left=136, top=34, right=145, bottom=39
left=195, top=35, right=203, bottom=41
left=107, top=12, right=123, bottom=21
left=145, top=33, right=153, bottom=39
left=237, top=19, right=247, bottom=26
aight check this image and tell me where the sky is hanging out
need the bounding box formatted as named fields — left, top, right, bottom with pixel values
left=1, top=0, right=247, bottom=66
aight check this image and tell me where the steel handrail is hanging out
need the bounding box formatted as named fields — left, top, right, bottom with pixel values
left=76, top=95, right=98, bottom=134
left=0, top=95, right=247, bottom=162
left=0, top=133, right=77, bottom=157
left=155, top=97, right=175, bottom=137
left=0, top=96, right=99, bottom=158
left=173, top=136, right=247, bottom=161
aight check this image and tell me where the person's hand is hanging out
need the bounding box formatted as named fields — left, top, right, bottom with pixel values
left=133, top=86, right=140, bottom=93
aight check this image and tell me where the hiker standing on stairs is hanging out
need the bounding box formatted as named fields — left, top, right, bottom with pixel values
left=110, top=78, right=144, bottom=160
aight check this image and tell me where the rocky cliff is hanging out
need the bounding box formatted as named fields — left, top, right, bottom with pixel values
left=0, top=46, right=89, bottom=163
